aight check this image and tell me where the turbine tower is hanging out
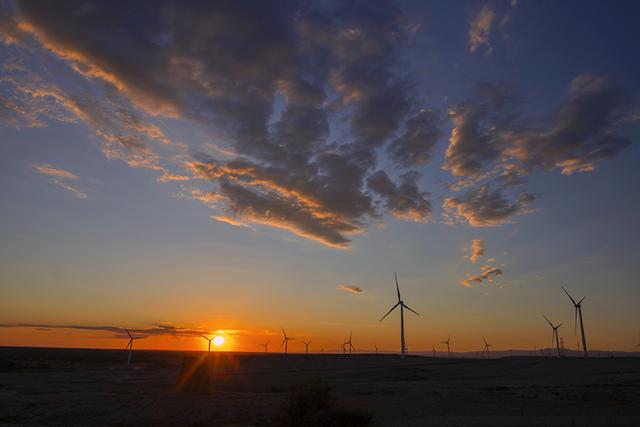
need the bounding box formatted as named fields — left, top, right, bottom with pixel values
left=280, top=328, right=293, bottom=354
left=441, top=336, right=451, bottom=358
left=562, top=287, right=588, bottom=358
left=202, top=335, right=214, bottom=353
left=543, top=315, right=563, bottom=357
left=259, top=340, right=270, bottom=352
left=379, top=272, right=420, bottom=358
left=303, top=340, right=311, bottom=354
left=125, top=328, right=147, bottom=365
left=482, top=336, right=493, bottom=359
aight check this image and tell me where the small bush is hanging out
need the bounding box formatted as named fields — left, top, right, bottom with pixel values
left=272, top=380, right=372, bottom=427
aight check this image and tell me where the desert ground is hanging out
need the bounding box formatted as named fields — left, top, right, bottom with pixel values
left=1, top=347, right=639, bottom=427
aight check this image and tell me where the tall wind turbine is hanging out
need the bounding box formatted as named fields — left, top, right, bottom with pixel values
left=482, top=336, right=493, bottom=359
left=280, top=328, right=293, bottom=354
left=543, top=315, right=563, bottom=357
left=303, top=340, right=311, bottom=354
left=125, top=328, right=147, bottom=365
left=202, top=335, right=214, bottom=353
left=344, top=332, right=355, bottom=355
left=562, top=287, right=588, bottom=358
left=259, top=340, right=270, bottom=353
left=379, top=272, right=420, bottom=358
left=441, top=336, right=451, bottom=358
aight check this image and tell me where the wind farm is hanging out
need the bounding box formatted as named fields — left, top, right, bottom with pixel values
left=2, top=0, right=640, bottom=425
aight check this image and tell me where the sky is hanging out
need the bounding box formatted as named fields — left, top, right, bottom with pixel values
left=1, top=0, right=639, bottom=354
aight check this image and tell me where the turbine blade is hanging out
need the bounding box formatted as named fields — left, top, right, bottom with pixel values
left=282, top=328, right=287, bottom=339
left=202, top=335, right=210, bottom=341
left=395, top=272, right=401, bottom=302
left=578, top=296, right=585, bottom=305
left=280, top=338, right=286, bottom=348
left=482, top=336, right=488, bottom=346
left=125, top=328, right=132, bottom=339
left=379, top=302, right=400, bottom=322
left=562, top=286, right=577, bottom=305
left=543, top=315, right=553, bottom=327
left=403, top=303, right=420, bottom=316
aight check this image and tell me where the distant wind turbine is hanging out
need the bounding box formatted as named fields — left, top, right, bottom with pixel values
left=482, top=336, right=493, bottom=359
left=441, top=336, right=451, bottom=358
left=344, top=332, right=355, bottom=355
left=303, top=340, right=311, bottom=354
left=562, top=287, right=588, bottom=357
left=259, top=340, right=270, bottom=353
left=374, top=343, right=378, bottom=354
left=125, top=328, right=147, bottom=365
left=379, top=272, right=420, bottom=358
left=432, top=345, right=436, bottom=358
left=280, top=328, right=293, bottom=354
left=543, top=315, right=563, bottom=357
left=636, top=333, right=640, bottom=349
left=202, top=335, right=214, bottom=353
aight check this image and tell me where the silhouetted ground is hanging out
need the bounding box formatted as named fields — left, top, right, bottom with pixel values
left=1, top=347, right=639, bottom=426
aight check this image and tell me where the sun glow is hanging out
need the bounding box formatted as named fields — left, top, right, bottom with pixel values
left=213, top=335, right=225, bottom=347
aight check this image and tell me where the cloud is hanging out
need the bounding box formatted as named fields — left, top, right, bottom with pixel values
left=386, top=109, right=441, bottom=167
left=443, top=186, right=534, bottom=227
left=469, top=4, right=495, bottom=54
left=3, top=0, right=434, bottom=249
left=337, top=284, right=363, bottom=294
left=460, top=264, right=503, bottom=288
left=0, top=322, right=220, bottom=338
left=31, top=162, right=87, bottom=199
left=466, top=239, right=484, bottom=263
left=443, top=76, right=634, bottom=183
left=442, top=74, right=635, bottom=225
left=366, top=170, right=431, bottom=223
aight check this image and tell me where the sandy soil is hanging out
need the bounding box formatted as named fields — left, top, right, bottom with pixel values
left=1, top=347, right=639, bottom=426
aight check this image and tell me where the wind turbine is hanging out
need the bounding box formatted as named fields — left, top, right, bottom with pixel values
left=379, top=272, right=420, bottom=358
left=441, top=336, right=451, bottom=358
left=562, top=287, right=588, bottom=358
left=280, top=328, right=293, bottom=354
left=543, top=315, right=563, bottom=357
left=303, top=340, right=311, bottom=354
left=259, top=340, right=270, bottom=353
left=482, top=336, right=493, bottom=359
left=202, top=335, right=214, bottom=353
left=374, top=343, right=379, bottom=354
left=432, top=345, right=436, bottom=358
left=344, top=332, right=355, bottom=355
left=125, top=328, right=147, bottom=365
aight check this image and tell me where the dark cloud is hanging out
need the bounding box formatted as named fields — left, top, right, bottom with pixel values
left=367, top=170, right=431, bottom=223
left=443, top=186, right=534, bottom=227
left=387, top=109, right=441, bottom=167
left=0, top=322, right=219, bottom=338
left=4, top=0, right=433, bottom=248
left=442, top=74, right=634, bottom=226
left=444, top=76, right=633, bottom=182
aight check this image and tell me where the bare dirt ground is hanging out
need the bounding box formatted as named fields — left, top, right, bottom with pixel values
left=1, top=347, right=639, bottom=426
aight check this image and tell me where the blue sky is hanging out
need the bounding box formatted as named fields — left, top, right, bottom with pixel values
left=1, top=0, right=639, bottom=352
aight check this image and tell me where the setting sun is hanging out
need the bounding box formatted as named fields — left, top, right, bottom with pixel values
left=213, top=336, right=224, bottom=347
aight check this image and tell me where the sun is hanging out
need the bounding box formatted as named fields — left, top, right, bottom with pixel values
left=213, top=335, right=225, bottom=347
